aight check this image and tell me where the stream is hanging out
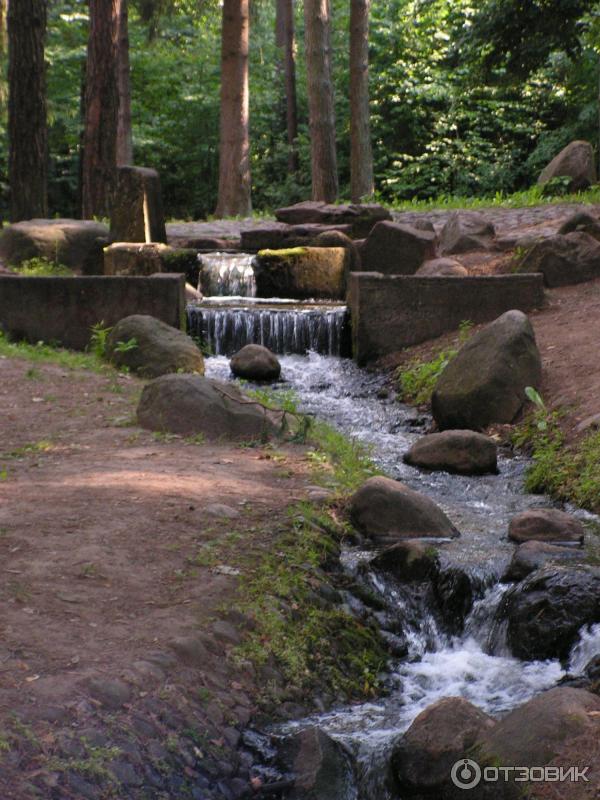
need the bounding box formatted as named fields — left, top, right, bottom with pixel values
left=204, top=351, right=600, bottom=798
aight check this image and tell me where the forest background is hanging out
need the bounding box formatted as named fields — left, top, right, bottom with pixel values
left=1, top=0, right=600, bottom=221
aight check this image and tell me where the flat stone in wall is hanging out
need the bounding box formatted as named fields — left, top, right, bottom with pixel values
left=348, top=272, right=545, bottom=364
left=0, top=274, right=185, bottom=351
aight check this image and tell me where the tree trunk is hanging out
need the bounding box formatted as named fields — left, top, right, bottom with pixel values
left=303, top=0, right=338, bottom=202
left=81, top=0, right=119, bottom=219
left=7, top=0, right=48, bottom=221
left=349, top=0, right=374, bottom=202
left=215, top=0, right=251, bottom=218
left=115, top=0, right=133, bottom=166
left=276, top=0, right=299, bottom=174
left=0, top=0, right=7, bottom=107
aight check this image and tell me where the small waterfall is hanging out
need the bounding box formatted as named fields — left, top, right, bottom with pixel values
left=187, top=301, right=351, bottom=357
left=198, top=252, right=256, bottom=297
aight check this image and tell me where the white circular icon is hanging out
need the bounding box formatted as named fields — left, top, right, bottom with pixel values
left=451, top=758, right=482, bottom=790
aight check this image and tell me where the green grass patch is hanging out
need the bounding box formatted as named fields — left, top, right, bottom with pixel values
left=13, top=257, right=73, bottom=277
left=397, top=320, right=472, bottom=405
left=233, top=503, right=386, bottom=702
left=513, top=404, right=600, bottom=512
left=0, top=330, right=109, bottom=373
left=389, top=184, right=600, bottom=213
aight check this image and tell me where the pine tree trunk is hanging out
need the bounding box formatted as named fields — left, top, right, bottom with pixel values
left=303, top=0, right=338, bottom=202
left=115, top=0, right=133, bottom=166
left=7, top=0, right=48, bottom=221
left=215, top=0, right=252, bottom=218
left=349, top=0, right=374, bottom=202
left=0, top=0, right=7, bottom=107
left=81, top=0, right=119, bottom=219
left=276, top=0, right=299, bottom=174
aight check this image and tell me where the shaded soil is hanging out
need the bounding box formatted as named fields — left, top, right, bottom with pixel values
left=383, top=276, right=600, bottom=443
left=0, top=356, right=321, bottom=799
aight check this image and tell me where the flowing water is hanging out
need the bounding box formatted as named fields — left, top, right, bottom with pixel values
left=205, top=351, right=600, bottom=798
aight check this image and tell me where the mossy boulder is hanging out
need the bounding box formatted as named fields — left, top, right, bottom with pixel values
left=431, top=310, right=542, bottom=431
left=439, top=212, right=495, bottom=255
left=508, top=508, right=585, bottom=546
left=361, top=220, right=437, bottom=275
left=103, top=243, right=199, bottom=286
left=106, top=314, right=204, bottom=378
left=515, top=232, right=600, bottom=287
left=537, top=140, right=596, bottom=193
left=253, top=246, right=349, bottom=300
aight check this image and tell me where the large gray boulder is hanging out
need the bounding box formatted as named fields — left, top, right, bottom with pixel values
left=349, top=476, right=460, bottom=545
left=391, top=697, right=495, bottom=798
left=137, top=374, right=282, bottom=441
left=110, top=166, right=167, bottom=244
left=515, top=231, right=600, bottom=287
left=439, top=212, right=495, bottom=255
left=230, top=344, right=281, bottom=382
left=361, top=221, right=437, bottom=275
left=106, top=315, right=204, bottom=378
left=431, top=311, right=542, bottom=431
left=274, top=201, right=391, bottom=238
left=253, top=246, right=348, bottom=300
left=508, top=508, right=585, bottom=546
left=0, top=219, right=109, bottom=274
left=505, top=566, right=600, bottom=660
left=403, top=430, right=498, bottom=476
left=537, top=140, right=596, bottom=193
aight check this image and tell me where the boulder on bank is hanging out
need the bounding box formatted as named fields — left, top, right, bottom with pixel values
left=439, top=212, right=495, bottom=255
left=278, top=726, right=356, bottom=800
left=253, top=246, right=348, bottom=300
left=230, top=344, right=281, bottom=382
left=106, top=315, right=204, bottom=378
left=349, top=476, right=460, bottom=545
left=403, top=430, right=498, bottom=476
left=415, top=258, right=468, bottom=277
left=137, top=374, right=282, bottom=441
left=361, top=221, right=437, bottom=275
left=274, top=200, right=391, bottom=238
left=515, top=231, right=600, bottom=287
left=537, top=140, right=596, bottom=193
left=506, top=566, right=600, bottom=660
left=391, top=697, right=495, bottom=797
left=0, top=218, right=109, bottom=274
left=431, top=310, right=542, bottom=431
left=508, top=508, right=585, bottom=546
left=503, top=540, right=580, bottom=583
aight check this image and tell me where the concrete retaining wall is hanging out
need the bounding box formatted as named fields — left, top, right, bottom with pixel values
left=0, top=274, right=185, bottom=350
left=348, top=272, right=545, bottom=364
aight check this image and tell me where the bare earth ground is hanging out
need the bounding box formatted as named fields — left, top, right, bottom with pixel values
left=0, top=358, right=322, bottom=799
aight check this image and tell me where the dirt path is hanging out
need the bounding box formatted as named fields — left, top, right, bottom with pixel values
left=0, top=356, right=321, bottom=799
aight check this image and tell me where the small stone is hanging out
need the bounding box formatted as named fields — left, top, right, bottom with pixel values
left=87, top=677, right=131, bottom=710
left=212, top=620, right=241, bottom=646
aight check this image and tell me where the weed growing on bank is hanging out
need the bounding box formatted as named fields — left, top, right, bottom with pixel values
left=0, top=330, right=107, bottom=373
left=397, top=320, right=473, bottom=405
left=513, top=392, right=600, bottom=512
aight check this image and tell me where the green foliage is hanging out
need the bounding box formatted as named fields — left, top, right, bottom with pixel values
left=112, top=337, right=138, bottom=354
left=0, top=330, right=107, bottom=373
left=397, top=320, right=473, bottom=405
left=13, top=258, right=73, bottom=277
left=513, top=403, right=600, bottom=512
left=89, top=322, right=112, bottom=359
left=1, top=0, right=599, bottom=217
